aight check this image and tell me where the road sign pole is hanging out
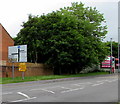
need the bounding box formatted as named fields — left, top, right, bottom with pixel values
left=18, top=48, right=20, bottom=62
left=12, top=62, right=14, bottom=80
left=22, top=72, right=24, bottom=80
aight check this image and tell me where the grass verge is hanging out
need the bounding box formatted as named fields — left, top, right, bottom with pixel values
left=0, top=72, right=109, bottom=84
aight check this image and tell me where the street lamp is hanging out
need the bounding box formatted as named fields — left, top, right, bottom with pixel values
left=110, top=38, right=113, bottom=74
left=118, top=27, right=120, bottom=73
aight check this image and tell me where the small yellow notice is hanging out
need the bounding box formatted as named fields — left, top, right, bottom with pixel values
left=19, top=63, right=27, bottom=71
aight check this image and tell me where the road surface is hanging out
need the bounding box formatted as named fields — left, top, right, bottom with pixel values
left=2, top=74, right=118, bottom=103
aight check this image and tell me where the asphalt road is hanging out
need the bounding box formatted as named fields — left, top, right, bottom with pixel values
left=2, top=74, right=118, bottom=103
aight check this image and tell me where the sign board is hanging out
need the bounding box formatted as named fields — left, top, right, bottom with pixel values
left=19, top=63, right=27, bottom=71
left=8, top=45, right=27, bottom=62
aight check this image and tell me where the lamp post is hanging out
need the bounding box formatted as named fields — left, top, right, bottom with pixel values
left=118, top=27, right=120, bottom=73
left=110, top=38, right=113, bottom=74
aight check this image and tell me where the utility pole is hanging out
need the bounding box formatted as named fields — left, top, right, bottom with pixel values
left=118, top=1, right=120, bottom=73
left=118, top=27, right=120, bottom=73
left=110, top=38, right=113, bottom=74
left=118, top=1, right=120, bottom=102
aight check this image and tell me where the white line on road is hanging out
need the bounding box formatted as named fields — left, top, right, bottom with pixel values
left=2, top=92, right=13, bottom=95
left=41, top=89, right=55, bottom=94
left=11, top=92, right=37, bottom=102
left=97, top=80, right=108, bottom=83
left=30, top=88, right=41, bottom=91
left=73, top=82, right=92, bottom=86
left=10, top=97, right=37, bottom=102
left=61, top=87, right=84, bottom=93
left=73, top=84, right=85, bottom=86
left=92, top=82, right=104, bottom=87
left=60, top=86, right=72, bottom=90
left=45, top=86, right=61, bottom=89
left=30, top=88, right=55, bottom=94
left=17, top=92, right=30, bottom=99
left=107, top=79, right=118, bottom=82
left=76, top=82, right=92, bottom=85
left=30, top=86, right=60, bottom=91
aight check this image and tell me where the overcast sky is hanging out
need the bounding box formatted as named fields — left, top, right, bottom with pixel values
left=0, top=0, right=119, bottom=42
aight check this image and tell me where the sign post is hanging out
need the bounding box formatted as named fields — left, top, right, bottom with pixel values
left=8, top=45, right=27, bottom=80
left=12, top=62, right=14, bottom=80
left=22, top=72, right=24, bottom=80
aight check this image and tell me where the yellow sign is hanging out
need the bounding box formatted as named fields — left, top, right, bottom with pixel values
left=19, top=63, right=27, bottom=71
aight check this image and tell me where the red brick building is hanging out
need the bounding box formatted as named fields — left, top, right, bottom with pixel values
left=0, top=23, right=14, bottom=69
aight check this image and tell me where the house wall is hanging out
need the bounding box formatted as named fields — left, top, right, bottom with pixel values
left=0, top=24, right=14, bottom=77
left=0, top=24, right=2, bottom=63
left=1, top=24, right=14, bottom=61
left=0, top=24, right=2, bottom=77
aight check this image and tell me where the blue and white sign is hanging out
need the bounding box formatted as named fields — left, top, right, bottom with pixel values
left=18, top=45, right=20, bottom=49
left=8, top=45, right=27, bottom=62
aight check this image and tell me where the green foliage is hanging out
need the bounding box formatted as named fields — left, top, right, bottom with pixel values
left=14, top=2, right=108, bottom=74
left=105, top=41, right=118, bottom=58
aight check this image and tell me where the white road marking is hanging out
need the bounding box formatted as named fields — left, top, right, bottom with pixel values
left=97, top=80, right=108, bottom=83
left=61, top=87, right=84, bottom=93
left=17, top=92, right=30, bottom=99
left=30, top=86, right=60, bottom=91
left=41, top=89, right=55, bottom=94
left=30, top=88, right=41, bottom=91
left=60, top=86, right=72, bottom=90
left=92, top=82, right=104, bottom=87
left=73, top=82, right=92, bottom=86
left=30, top=88, right=55, bottom=94
left=11, top=92, right=37, bottom=102
left=10, top=97, right=37, bottom=102
left=73, top=84, right=85, bottom=86
left=2, top=92, right=13, bottom=95
left=75, top=82, right=92, bottom=85
left=107, top=79, right=118, bottom=82
left=45, top=86, right=61, bottom=89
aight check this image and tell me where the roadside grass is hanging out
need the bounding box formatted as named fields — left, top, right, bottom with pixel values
left=0, top=71, right=109, bottom=84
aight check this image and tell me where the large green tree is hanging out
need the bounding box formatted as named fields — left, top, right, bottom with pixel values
left=105, top=41, right=118, bottom=58
left=14, top=2, right=108, bottom=74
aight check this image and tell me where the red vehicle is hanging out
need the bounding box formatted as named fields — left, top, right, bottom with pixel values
left=101, top=56, right=115, bottom=72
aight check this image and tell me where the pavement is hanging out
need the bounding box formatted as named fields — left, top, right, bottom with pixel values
left=1, top=73, right=119, bottom=103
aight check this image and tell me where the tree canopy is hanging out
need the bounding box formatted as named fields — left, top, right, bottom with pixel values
left=105, top=41, right=118, bottom=58
left=14, top=2, right=109, bottom=74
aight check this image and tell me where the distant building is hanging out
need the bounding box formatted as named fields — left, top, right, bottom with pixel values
left=0, top=23, right=14, bottom=66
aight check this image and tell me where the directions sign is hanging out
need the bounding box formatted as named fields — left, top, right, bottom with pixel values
left=8, top=45, right=27, bottom=62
